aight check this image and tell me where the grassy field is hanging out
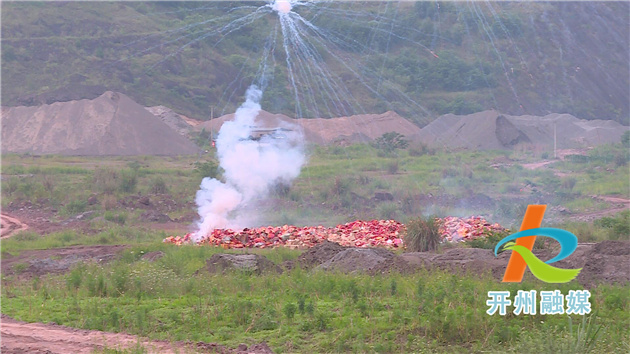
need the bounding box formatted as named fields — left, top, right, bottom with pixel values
left=2, top=243, right=629, bottom=353
left=1, top=141, right=629, bottom=352
left=2, top=141, right=628, bottom=229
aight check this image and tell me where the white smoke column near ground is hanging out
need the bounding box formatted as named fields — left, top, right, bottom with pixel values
left=193, top=85, right=306, bottom=241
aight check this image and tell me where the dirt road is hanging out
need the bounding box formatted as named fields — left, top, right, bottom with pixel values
left=0, top=214, right=29, bottom=239
left=0, top=315, right=183, bottom=353
left=0, top=315, right=274, bottom=353
left=567, top=195, right=630, bottom=222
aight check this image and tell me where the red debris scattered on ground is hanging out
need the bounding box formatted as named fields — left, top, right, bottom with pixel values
left=436, top=216, right=507, bottom=243
left=164, top=217, right=507, bottom=248
left=164, top=220, right=405, bottom=249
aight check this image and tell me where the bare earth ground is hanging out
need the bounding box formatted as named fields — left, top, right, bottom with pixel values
left=0, top=315, right=274, bottom=354
left=1, top=315, right=185, bottom=354
left=0, top=214, right=29, bottom=239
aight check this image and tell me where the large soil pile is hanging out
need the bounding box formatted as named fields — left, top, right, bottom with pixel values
left=145, top=105, right=200, bottom=137
left=196, top=110, right=324, bottom=143
left=196, top=110, right=421, bottom=145
left=417, top=110, right=629, bottom=150
left=1, top=92, right=200, bottom=155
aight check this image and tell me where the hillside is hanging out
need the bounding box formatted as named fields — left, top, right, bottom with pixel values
left=1, top=2, right=628, bottom=125
left=1, top=92, right=199, bottom=156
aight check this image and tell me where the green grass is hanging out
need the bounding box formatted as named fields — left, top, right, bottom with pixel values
left=0, top=227, right=166, bottom=254
left=1, top=245, right=628, bottom=353
left=2, top=142, right=628, bottom=228
left=1, top=144, right=629, bottom=352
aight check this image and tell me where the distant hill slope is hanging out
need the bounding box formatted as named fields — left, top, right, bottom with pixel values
left=1, top=92, right=200, bottom=156
left=417, top=110, right=629, bottom=150
left=1, top=2, right=627, bottom=124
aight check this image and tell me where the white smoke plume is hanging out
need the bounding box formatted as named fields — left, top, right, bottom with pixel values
left=193, top=85, right=306, bottom=241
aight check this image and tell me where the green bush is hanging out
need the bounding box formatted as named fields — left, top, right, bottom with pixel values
left=377, top=202, right=399, bottom=220
left=104, top=211, right=126, bottom=225
left=93, top=168, right=118, bottom=194
left=118, top=169, right=138, bottom=193
left=150, top=177, right=168, bottom=194
left=63, top=200, right=87, bottom=215
left=194, top=161, right=219, bottom=179
left=405, top=216, right=440, bottom=251
left=374, top=132, right=409, bottom=152
left=387, top=160, right=399, bottom=174
left=283, top=302, right=297, bottom=320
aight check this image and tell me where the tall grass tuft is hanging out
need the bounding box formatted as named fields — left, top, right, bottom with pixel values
left=405, top=216, right=440, bottom=252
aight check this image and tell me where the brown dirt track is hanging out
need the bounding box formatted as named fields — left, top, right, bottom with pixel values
left=0, top=214, right=29, bottom=239
left=1, top=315, right=274, bottom=354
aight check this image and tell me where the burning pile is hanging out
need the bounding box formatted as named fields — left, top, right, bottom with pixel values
left=436, top=216, right=507, bottom=243
left=164, top=220, right=404, bottom=249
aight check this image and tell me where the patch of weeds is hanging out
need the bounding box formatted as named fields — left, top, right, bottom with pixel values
left=66, top=266, right=83, bottom=290
left=149, top=177, right=168, bottom=194
left=377, top=202, right=399, bottom=220
left=104, top=211, right=127, bottom=225
left=12, top=262, right=29, bottom=274
left=118, top=169, right=138, bottom=193
left=405, top=216, right=440, bottom=251
left=283, top=302, right=297, bottom=320
left=62, top=200, right=87, bottom=215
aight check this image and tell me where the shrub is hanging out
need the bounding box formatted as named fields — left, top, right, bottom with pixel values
left=104, top=211, right=126, bottom=225
left=561, top=177, right=578, bottom=191
left=118, top=169, right=138, bottom=193
left=387, top=160, right=399, bottom=174
left=150, top=177, right=168, bottom=194
left=331, top=176, right=351, bottom=196
left=63, top=200, right=87, bottom=215
left=405, top=216, right=440, bottom=251
left=283, top=302, right=297, bottom=320
left=466, top=229, right=512, bottom=249
left=101, top=195, right=117, bottom=210
left=374, top=132, right=409, bottom=152
left=194, top=161, right=219, bottom=178
left=93, top=168, right=118, bottom=194
left=357, top=174, right=370, bottom=185
left=377, top=202, right=399, bottom=220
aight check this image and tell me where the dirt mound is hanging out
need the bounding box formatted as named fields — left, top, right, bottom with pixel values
left=202, top=254, right=281, bottom=274
left=295, top=240, right=347, bottom=269
left=145, top=105, right=196, bottom=137
left=1, top=91, right=200, bottom=155
left=401, top=241, right=630, bottom=287
left=317, top=248, right=396, bottom=273
left=299, top=111, right=422, bottom=144
left=196, top=110, right=421, bottom=145
left=417, top=110, right=629, bottom=150
left=196, top=110, right=323, bottom=144
left=1, top=245, right=129, bottom=278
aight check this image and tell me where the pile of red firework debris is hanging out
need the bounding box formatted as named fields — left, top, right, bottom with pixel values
left=164, top=216, right=507, bottom=249
left=164, top=220, right=404, bottom=249
left=436, top=216, right=507, bottom=243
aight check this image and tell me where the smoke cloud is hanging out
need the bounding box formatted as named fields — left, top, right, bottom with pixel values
left=193, top=85, right=306, bottom=241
